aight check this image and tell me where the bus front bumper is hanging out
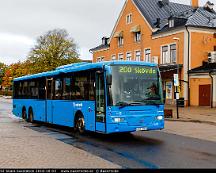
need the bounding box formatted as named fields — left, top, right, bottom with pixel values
left=106, top=121, right=164, bottom=134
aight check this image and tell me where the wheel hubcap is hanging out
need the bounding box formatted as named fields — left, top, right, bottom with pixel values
left=77, top=117, right=84, bottom=133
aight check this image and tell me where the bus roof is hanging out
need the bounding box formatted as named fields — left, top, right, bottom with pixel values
left=13, top=61, right=157, bottom=82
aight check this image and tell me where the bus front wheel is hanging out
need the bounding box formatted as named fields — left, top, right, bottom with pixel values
left=75, top=114, right=85, bottom=134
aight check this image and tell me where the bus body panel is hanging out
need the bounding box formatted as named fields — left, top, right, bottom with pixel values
left=13, top=99, right=46, bottom=122
left=71, top=101, right=96, bottom=131
left=47, top=100, right=75, bottom=127
left=14, top=99, right=96, bottom=131
left=106, top=105, right=164, bottom=133
left=96, top=122, right=106, bottom=132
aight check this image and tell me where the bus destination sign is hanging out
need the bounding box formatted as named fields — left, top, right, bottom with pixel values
left=118, top=66, right=157, bottom=74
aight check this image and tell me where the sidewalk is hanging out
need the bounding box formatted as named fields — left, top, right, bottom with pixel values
left=165, top=105, right=216, bottom=126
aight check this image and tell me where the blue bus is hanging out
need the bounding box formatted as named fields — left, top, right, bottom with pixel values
left=12, top=61, right=164, bottom=134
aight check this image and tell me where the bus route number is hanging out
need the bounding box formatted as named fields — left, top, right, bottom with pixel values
left=119, top=66, right=132, bottom=73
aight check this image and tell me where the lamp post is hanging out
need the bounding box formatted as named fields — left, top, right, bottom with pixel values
left=173, top=37, right=180, bottom=119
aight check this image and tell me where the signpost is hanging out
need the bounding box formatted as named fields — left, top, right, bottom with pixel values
left=173, top=37, right=180, bottom=119
left=174, top=73, right=179, bottom=119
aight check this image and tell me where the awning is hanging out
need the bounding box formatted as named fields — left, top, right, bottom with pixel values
left=114, top=31, right=123, bottom=38
left=130, top=25, right=141, bottom=32
left=159, top=64, right=183, bottom=73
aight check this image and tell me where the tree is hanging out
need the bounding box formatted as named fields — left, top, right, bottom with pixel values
left=28, top=29, right=80, bottom=73
left=0, top=62, right=7, bottom=89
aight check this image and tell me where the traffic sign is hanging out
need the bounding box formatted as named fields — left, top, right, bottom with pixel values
left=173, top=74, right=179, bottom=86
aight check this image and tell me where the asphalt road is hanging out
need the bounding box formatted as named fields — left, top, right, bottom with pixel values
left=1, top=99, right=216, bottom=168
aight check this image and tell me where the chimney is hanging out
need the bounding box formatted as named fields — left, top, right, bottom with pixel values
left=158, top=0, right=169, bottom=7
left=102, top=37, right=109, bottom=45
left=191, top=0, right=199, bottom=8
left=204, top=1, right=214, bottom=12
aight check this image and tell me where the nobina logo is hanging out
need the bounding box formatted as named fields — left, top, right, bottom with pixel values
left=73, top=103, right=83, bottom=107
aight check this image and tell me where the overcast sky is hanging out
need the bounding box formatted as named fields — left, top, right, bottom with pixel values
left=0, top=0, right=215, bottom=65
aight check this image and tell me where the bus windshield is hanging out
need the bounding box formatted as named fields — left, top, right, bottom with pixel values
left=109, top=65, right=163, bottom=106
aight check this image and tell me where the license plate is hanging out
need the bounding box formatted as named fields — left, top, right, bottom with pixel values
left=136, top=127, right=147, bottom=131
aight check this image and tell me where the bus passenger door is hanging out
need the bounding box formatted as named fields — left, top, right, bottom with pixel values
left=95, top=72, right=106, bottom=133
left=46, top=78, right=54, bottom=123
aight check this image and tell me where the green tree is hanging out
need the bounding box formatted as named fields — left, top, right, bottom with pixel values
left=28, top=29, right=80, bottom=73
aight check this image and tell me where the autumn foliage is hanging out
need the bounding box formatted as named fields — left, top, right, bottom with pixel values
left=0, top=29, right=81, bottom=91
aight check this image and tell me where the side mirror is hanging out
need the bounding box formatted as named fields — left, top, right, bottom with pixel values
left=106, top=74, right=112, bottom=85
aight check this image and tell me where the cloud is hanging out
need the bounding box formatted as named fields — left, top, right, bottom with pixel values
left=0, top=0, right=215, bottom=65
left=0, top=32, right=35, bottom=65
left=79, top=47, right=93, bottom=61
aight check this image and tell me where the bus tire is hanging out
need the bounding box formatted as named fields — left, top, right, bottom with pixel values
left=22, top=107, right=27, bottom=120
left=75, top=113, right=85, bottom=135
left=28, top=108, right=34, bottom=123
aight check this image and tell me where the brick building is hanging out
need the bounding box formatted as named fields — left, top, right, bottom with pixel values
left=90, top=0, right=216, bottom=107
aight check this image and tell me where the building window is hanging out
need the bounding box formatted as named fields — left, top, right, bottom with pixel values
left=126, top=14, right=132, bottom=24
left=170, top=44, right=177, bottom=63
left=118, top=53, right=124, bottom=61
left=134, top=31, right=141, bottom=42
left=126, top=52, right=132, bottom=61
left=97, top=57, right=104, bottom=62
left=118, top=37, right=124, bottom=47
left=162, top=46, right=169, bottom=64
left=111, top=55, right=116, bottom=60
left=169, top=19, right=174, bottom=28
left=145, top=49, right=151, bottom=62
left=135, top=50, right=141, bottom=61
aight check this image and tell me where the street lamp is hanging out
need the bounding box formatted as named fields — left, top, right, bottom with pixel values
left=173, top=37, right=180, bottom=119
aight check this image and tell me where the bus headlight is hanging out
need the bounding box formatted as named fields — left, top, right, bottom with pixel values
left=156, top=115, right=163, bottom=121
left=113, top=117, right=125, bottom=123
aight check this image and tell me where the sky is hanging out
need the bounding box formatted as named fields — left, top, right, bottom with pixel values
left=0, top=0, right=215, bottom=65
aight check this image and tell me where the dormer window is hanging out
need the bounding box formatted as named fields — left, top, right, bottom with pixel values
left=130, top=25, right=141, bottom=42
left=118, top=36, right=124, bottom=47
left=126, top=13, right=132, bottom=24
left=169, top=19, right=174, bottom=28
left=135, top=31, right=141, bottom=42
left=114, top=31, right=123, bottom=47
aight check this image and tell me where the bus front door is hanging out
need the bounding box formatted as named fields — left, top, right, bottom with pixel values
left=95, top=72, right=106, bottom=133
left=46, top=78, right=54, bottom=124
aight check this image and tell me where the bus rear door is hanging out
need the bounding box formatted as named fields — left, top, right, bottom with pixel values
left=46, top=78, right=54, bottom=123
left=95, top=72, right=106, bottom=133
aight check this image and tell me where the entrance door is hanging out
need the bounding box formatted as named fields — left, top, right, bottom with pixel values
left=199, top=84, right=211, bottom=106
left=95, top=72, right=106, bottom=132
left=46, top=78, right=54, bottom=123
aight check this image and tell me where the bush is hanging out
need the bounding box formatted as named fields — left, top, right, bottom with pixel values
left=0, top=90, right=13, bottom=96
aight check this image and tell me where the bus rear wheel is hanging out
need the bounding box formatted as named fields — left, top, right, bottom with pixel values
left=75, top=115, right=85, bottom=134
left=22, top=108, right=27, bottom=120
left=28, top=109, right=34, bottom=123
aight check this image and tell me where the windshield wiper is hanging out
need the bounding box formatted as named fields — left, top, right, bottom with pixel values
left=116, top=101, right=143, bottom=108
left=134, top=99, right=162, bottom=105
left=129, top=102, right=143, bottom=105
left=116, top=101, right=130, bottom=108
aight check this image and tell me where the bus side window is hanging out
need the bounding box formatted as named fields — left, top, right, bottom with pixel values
left=38, top=78, right=46, bottom=99
left=62, top=78, right=71, bottom=100
left=54, top=79, right=62, bottom=100
left=89, top=72, right=95, bottom=100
